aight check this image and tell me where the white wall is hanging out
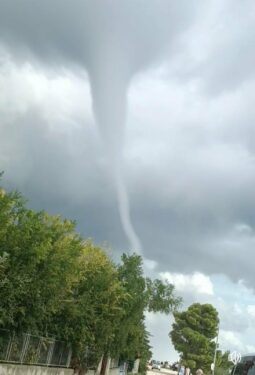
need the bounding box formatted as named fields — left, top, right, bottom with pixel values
left=109, top=368, right=119, bottom=375
left=0, top=362, right=121, bottom=375
left=0, top=363, right=74, bottom=375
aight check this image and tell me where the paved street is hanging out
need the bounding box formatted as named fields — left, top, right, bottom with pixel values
left=147, top=369, right=178, bottom=375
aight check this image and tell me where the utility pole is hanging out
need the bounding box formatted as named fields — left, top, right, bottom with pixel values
left=212, top=326, right=219, bottom=375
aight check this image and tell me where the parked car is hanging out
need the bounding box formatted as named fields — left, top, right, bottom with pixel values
left=171, top=362, right=179, bottom=371
left=152, top=361, right=161, bottom=371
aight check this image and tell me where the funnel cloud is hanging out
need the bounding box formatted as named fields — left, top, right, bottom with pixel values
left=88, top=56, right=141, bottom=252
left=0, top=0, right=200, bottom=252
left=2, top=0, right=255, bottom=363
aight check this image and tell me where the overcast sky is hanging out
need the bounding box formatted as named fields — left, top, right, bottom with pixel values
left=1, top=0, right=255, bottom=362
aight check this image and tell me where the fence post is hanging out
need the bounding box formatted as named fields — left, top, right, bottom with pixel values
left=57, top=342, right=63, bottom=367
left=46, top=340, right=55, bottom=367
left=67, top=347, right=72, bottom=368
left=20, top=333, right=30, bottom=364
left=6, top=332, right=15, bottom=361
left=5, top=331, right=13, bottom=361
left=0, top=330, right=71, bottom=367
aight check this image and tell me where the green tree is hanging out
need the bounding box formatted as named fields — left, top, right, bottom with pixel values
left=112, top=254, right=181, bottom=373
left=0, top=186, right=83, bottom=333
left=0, top=180, right=181, bottom=375
left=170, top=303, right=219, bottom=373
left=0, top=251, right=9, bottom=325
left=146, top=277, right=182, bottom=314
left=0, top=181, right=131, bottom=372
left=215, top=351, right=232, bottom=375
left=53, top=242, right=128, bottom=371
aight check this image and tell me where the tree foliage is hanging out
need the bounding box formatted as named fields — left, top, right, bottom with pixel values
left=0, top=187, right=83, bottom=333
left=53, top=243, right=128, bottom=367
left=112, top=254, right=181, bottom=373
left=0, top=185, right=126, bottom=365
left=215, top=351, right=233, bottom=375
left=170, top=303, right=219, bottom=373
left=0, top=180, right=181, bottom=372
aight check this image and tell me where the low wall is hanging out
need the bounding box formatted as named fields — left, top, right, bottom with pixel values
left=109, top=368, right=119, bottom=375
left=0, top=363, right=74, bottom=375
left=0, top=363, right=120, bottom=375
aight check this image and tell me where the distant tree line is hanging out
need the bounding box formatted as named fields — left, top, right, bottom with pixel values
left=0, top=178, right=181, bottom=374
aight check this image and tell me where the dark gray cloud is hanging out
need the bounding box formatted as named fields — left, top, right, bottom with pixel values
left=0, top=0, right=201, bottom=155
left=0, top=0, right=202, bottom=254
left=1, top=0, right=255, bottom=357
left=154, top=1, right=255, bottom=96
left=1, top=0, right=255, bottom=281
left=0, top=103, right=127, bottom=253
left=0, top=0, right=199, bottom=69
left=198, top=1, right=255, bottom=95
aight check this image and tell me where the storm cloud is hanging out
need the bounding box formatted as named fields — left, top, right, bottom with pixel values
left=0, top=0, right=202, bottom=253
left=1, top=0, right=255, bottom=360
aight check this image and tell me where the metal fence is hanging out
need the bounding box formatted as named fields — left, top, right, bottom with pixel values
left=0, top=329, right=72, bottom=367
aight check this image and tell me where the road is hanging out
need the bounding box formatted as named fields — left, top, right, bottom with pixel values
left=147, top=369, right=178, bottom=375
